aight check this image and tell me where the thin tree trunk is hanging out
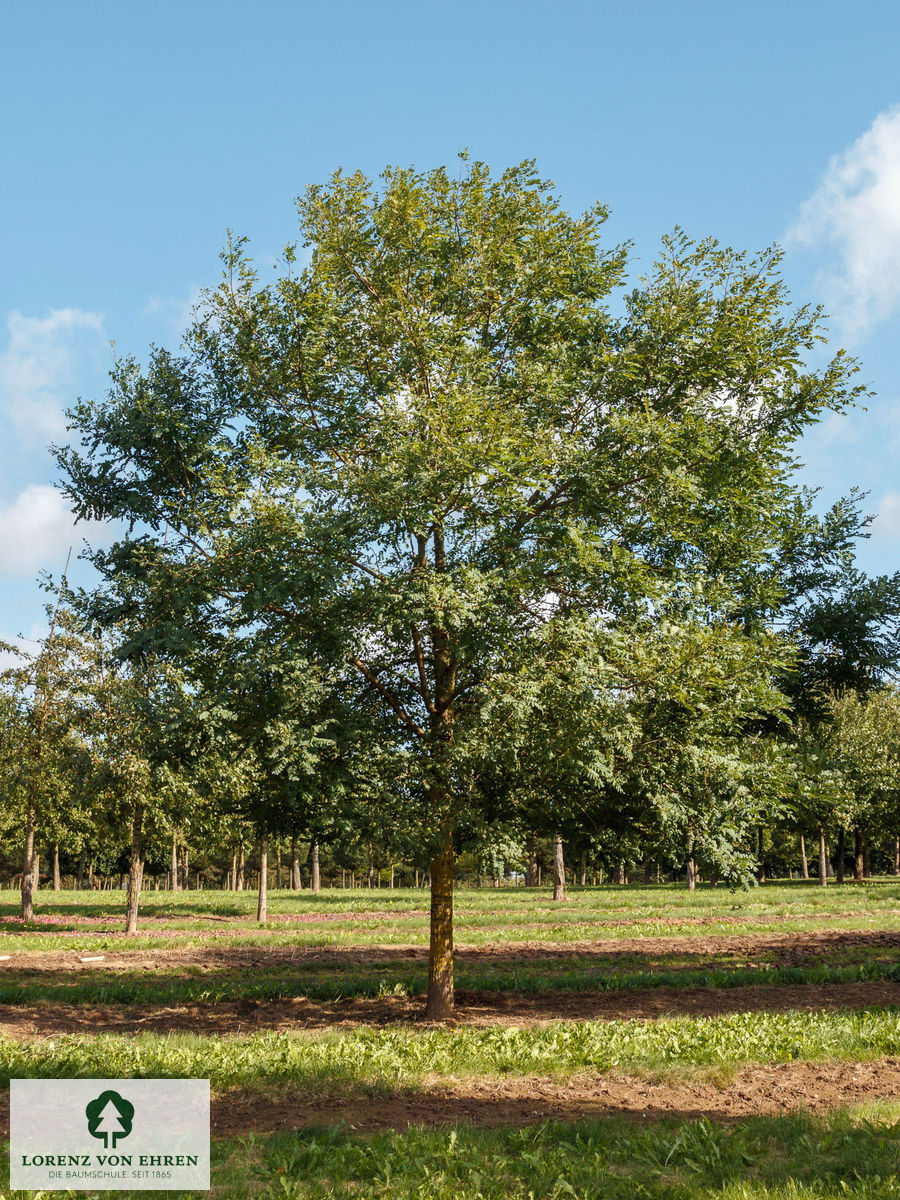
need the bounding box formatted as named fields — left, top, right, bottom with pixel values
left=686, top=857, right=697, bottom=890
left=425, top=827, right=454, bottom=1020
left=170, top=831, right=180, bottom=893
left=862, top=835, right=871, bottom=879
left=88, top=856, right=95, bottom=889
left=894, top=834, right=900, bottom=876
left=124, top=805, right=144, bottom=935
left=800, top=834, right=809, bottom=880
left=552, top=833, right=567, bottom=901
left=257, top=832, right=268, bottom=922
left=311, top=840, right=321, bottom=893
left=854, top=828, right=864, bottom=882
left=756, top=827, right=765, bottom=883
left=525, top=830, right=538, bottom=887
left=276, top=842, right=282, bottom=890
left=77, top=853, right=84, bottom=891
left=291, top=836, right=300, bottom=890
left=21, top=802, right=35, bottom=921
left=644, top=860, right=653, bottom=884
left=818, top=826, right=828, bottom=887
left=230, top=849, right=237, bottom=891
left=618, top=860, right=625, bottom=886
left=237, top=841, right=245, bottom=891
left=579, top=849, right=587, bottom=887
left=836, top=828, right=845, bottom=884
left=52, top=842, right=61, bottom=891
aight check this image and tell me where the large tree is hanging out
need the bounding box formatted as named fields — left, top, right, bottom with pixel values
left=59, top=159, right=861, bottom=1016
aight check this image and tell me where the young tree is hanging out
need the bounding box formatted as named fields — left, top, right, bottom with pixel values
left=58, top=160, right=861, bottom=1016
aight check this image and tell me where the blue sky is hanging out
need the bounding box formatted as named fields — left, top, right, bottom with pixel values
left=2, top=0, right=900, bottom=649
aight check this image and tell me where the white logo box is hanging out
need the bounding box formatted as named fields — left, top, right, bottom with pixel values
left=10, top=1079, right=210, bottom=1191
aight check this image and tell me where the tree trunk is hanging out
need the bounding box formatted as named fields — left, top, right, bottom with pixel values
left=756, top=826, right=765, bottom=883
left=525, top=830, right=538, bottom=887
left=644, top=859, right=653, bottom=884
left=862, top=835, right=871, bottom=879
left=170, top=831, right=180, bottom=893
left=257, top=832, right=268, bottom=922
left=800, top=834, right=809, bottom=880
left=88, top=856, right=95, bottom=889
left=894, top=835, right=900, bottom=876
left=311, top=840, right=321, bottom=893
left=230, top=849, right=237, bottom=891
left=854, top=828, right=864, bottom=882
left=237, top=841, right=245, bottom=891
left=291, top=836, right=301, bottom=890
left=836, top=828, right=845, bottom=884
left=124, top=805, right=144, bottom=935
left=21, top=801, right=36, bottom=921
left=578, top=849, right=587, bottom=887
left=425, top=827, right=454, bottom=1020
left=77, top=853, right=84, bottom=891
left=276, top=843, right=282, bottom=890
left=818, top=826, right=828, bottom=887
left=552, top=833, right=567, bottom=901
left=32, top=854, right=40, bottom=892
left=686, top=857, right=697, bottom=891
left=618, top=860, right=625, bottom=886
left=52, top=842, right=61, bottom=891
left=181, top=847, right=189, bottom=890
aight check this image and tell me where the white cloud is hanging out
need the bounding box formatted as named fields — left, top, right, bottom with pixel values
left=142, top=287, right=204, bottom=339
left=0, top=484, right=106, bottom=577
left=0, top=308, right=105, bottom=441
left=870, top=491, right=900, bottom=543
left=787, top=106, right=900, bottom=337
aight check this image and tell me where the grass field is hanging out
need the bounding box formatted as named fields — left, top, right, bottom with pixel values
left=0, top=881, right=898, bottom=1197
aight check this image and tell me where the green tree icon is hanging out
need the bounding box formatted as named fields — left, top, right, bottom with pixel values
left=85, top=1090, right=134, bottom=1149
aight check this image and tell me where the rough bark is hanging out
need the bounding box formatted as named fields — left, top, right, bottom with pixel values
left=237, top=841, right=245, bottom=890
left=256, top=832, right=268, bottom=922
left=894, top=835, right=900, bottom=876
left=525, top=830, right=538, bottom=887
left=552, top=833, right=567, bottom=901
left=311, top=840, right=321, bottom=893
left=425, top=827, right=454, bottom=1019
left=854, top=828, right=864, bottom=882
left=21, top=802, right=35, bottom=921
left=170, top=831, right=180, bottom=893
left=818, top=826, right=828, bottom=887
left=618, top=860, right=625, bottom=886
left=291, top=836, right=301, bottom=890
left=686, top=857, right=697, bottom=891
left=124, top=804, right=144, bottom=936
left=52, top=842, right=61, bottom=891
left=800, top=834, right=809, bottom=880
left=276, top=843, right=282, bottom=890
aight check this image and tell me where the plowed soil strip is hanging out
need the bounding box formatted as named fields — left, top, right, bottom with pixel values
left=207, top=1058, right=900, bottom=1135
left=3, top=927, right=899, bottom=972
left=0, top=979, right=897, bottom=1037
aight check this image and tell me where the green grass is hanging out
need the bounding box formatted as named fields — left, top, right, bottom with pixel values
left=1, top=1107, right=898, bottom=1199
left=1, top=1008, right=898, bottom=1091
left=1, top=956, right=898, bottom=1008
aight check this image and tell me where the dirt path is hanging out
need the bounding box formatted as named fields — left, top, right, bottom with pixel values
left=0, top=978, right=897, bottom=1038
left=208, top=1058, right=900, bottom=1135
left=3, top=926, right=899, bottom=971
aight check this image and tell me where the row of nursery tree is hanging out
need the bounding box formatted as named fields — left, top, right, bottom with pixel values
left=2, top=159, right=900, bottom=1017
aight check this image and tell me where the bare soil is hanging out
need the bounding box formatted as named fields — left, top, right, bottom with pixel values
left=0, top=979, right=897, bottom=1038
left=208, top=1058, right=900, bottom=1135
left=0, top=1060, right=896, bottom=1139
left=3, top=926, right=899, bottom=971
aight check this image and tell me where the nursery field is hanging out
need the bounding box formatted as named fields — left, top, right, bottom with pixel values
left=0, top=880, right=898, bottom=1198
